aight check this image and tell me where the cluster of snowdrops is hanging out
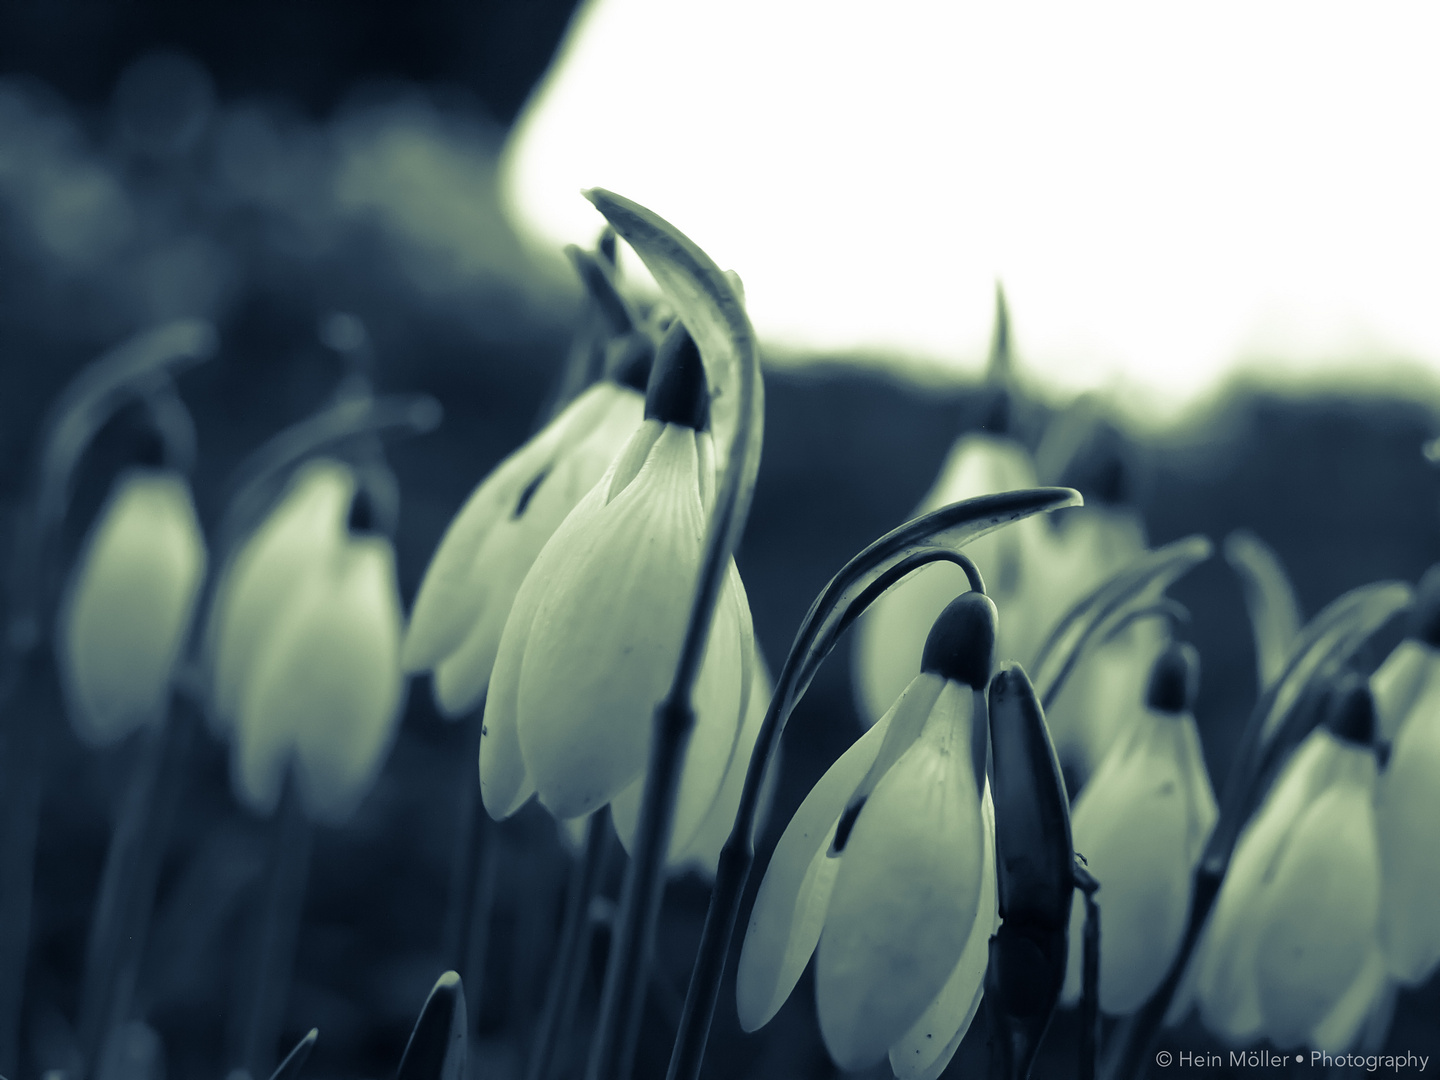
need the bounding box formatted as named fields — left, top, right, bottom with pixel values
left=18, top=192, right=1440, bottom=1080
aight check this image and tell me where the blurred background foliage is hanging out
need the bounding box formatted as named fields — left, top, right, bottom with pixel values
left=1, top=2, right=1438, bottom=1078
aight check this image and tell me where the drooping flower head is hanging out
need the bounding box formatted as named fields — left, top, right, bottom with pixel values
left=737, top=592, right=999, bottom=1080
left=480, top=324, right=756, bottom=852
left=1060, top=641, right=1217, bottom=1015
left=1190, top=675, right=1385, bottom=1051
left=403, top=339, right=650, bottom=717
left=58, top=457, right=207, bottom=748
left=206, top=458, right=406, bottom=824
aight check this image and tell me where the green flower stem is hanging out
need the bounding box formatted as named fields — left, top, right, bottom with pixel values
left=1101, top=579, right=1410, bottom=1080
left=582, top=191, right=763, bottom=1080
left=234, top=774, right=314, bottom=1080
left=1075, top=864, right=1101, bottom=1080
left=442, top=713, right=500, bottom=1039
left=526, top=811, right=611, bottom=1080
left=667, top=491, right=1080, bottom=1080
left=78, top=695, right=198, bottom=1078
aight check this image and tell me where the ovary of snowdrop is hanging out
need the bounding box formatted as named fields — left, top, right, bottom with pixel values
left=1060, top=642, right=1216, bottom=1015
left=1190, top=678, right=1384, bottom=1052
left=402, top=353, right=647, bottom=718
left=1372, top=564, right=1440, bottom=987
left=206, top=459, right=406, bottom=824
left=738, top=593, right=999, bottom=1080
left=480, top=328, right=756, bottom=849
left=58, top=466, right=206, bottom=747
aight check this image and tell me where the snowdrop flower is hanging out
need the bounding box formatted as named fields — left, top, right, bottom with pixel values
left=1060, top=642, right=1217, bottom=1015
left=58, top=466, right=206, bottom=747
left=1191, top=678, right=1384, bottom=1051
left=1373, top=565, right=1440, bottom=986
left=207, top=459, right=405, bottom=824
left=404, top=344, right=649, bottom=717
left=737, top=592, right=999, bottom=1079
left=480, top=327, right=755, bottom=848
left=853, top=432, right=1038, bottom=723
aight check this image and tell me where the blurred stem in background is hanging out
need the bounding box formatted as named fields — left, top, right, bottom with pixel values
left=0, top=321, right=216, bottom=1077
left=232, top=773, right=314, bottom=1080
left=77, top=690, right=200, bottom=1079
left=526, top=810, right=611, bottom=1080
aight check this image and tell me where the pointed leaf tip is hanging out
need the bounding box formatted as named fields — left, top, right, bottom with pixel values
left=396, top=972, right=467, bottom=1080
left=267, top=1029, right=318, bottom=1080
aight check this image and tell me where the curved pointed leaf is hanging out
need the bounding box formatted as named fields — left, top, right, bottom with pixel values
left=396, top=971, right=466, bottom=1080
left=1224, top=530, right=1302, bottom=690
left=267, top=1028, right=317, bottom=1080
left=1032, top=534, right=1213, bottom=709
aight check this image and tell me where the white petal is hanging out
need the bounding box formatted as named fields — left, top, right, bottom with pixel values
left=1375, top=704, right=1440, bottom=985
left=1369, top=638, right=1440, bottom=743
left=816, top=681, right=985, bottom=1071
left=59, top=469, right=206, bottom=747
left=610, top=562, right=753, bottom=862
left=1254, top=780, right=1380, bottom=1048
left=290, top=540, right=407, bottom=824
left=1062, top=712, right=1214, bottom=1015
left=406, top=384, right=642, bottom=694
left=890, top=784, right=998, bottom=1080
left=518, top=424, right=708, bottom=820
left=734, top=689, right=910, bottom=1032
left=1308, top=951, right=1389, bottom=1055
left=207, top=460, right=353, bottom=731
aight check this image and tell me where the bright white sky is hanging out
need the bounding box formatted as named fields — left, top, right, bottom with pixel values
left=500, top=0, right=1440, bottom=421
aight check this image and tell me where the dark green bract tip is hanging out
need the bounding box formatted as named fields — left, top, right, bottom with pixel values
left=1323, top=673, right=1377, bottom=747
left=348, top=488, right=375, bottom=534
left=605, top=332, right=654, bottom=392
left=1146, top=641, right=1200, bottom=714
left=1410, top=564, right=1440, bottom=648
left=644, top=322, right=709, bottom=430
left=921, top=593, right=999, bottom=689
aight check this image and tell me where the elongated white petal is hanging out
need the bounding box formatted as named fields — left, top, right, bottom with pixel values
left=407, top=384, right=643, bottom=698
left=1254, top=779, right=1380, bottom=1048
left=890, top=784, right=997, bottom=1080
left=1374, top=703, right=1440, bottom=986
left=1062, top=711, right=1216, bottom=1014
left=610, top=562, right=753, bottom=862
left=233, top=537, right=405, bottom=822
left=1369, top=639, right=1440, bottom=742
left=207, top=460, right=353, bottom=731
left=1308, top=950, right=1389, bottom=1054
left=816, top=681, right=985, bottom=1071
left=291, top=539, right=406, bottom=824
left=1193, top=733, right=1347, bottom=1042
left=735, top=691, right=908, bottom=1032
left=518, top=424, right=708, bottom=820
left=59, top=469, right=206, bottom=747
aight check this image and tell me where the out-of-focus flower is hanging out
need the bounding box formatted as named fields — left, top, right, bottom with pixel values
left=737, top=593, right=998, bottom=1079
left=1373, top=565, right=1440, bottom=986
left=1060, top=642, right=1217, bottom=1015
left=403, top=359, right=648, bottom=717
left=1190, top=678, right=1384, bottom=1051
left=480, top=329, right=755, bottom=845
left=206, top=459, right=405, bottom=824
left=58, top=467, right=206, bottom=747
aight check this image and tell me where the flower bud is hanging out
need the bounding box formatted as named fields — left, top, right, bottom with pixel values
left=58, top=468, right=206, bottom=747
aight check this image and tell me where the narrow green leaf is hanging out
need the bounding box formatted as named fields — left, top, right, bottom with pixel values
left=1223, top=530, right=1302, bottom=690
left=1031, top=535, right=1213, bottom=709
left=396, top=971, right=466, bottom=1080
left=267, top=1029, right=317, bottom=1080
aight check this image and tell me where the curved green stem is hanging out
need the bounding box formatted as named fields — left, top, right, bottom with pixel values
left=666, top=489, right=1080, bottom=1080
